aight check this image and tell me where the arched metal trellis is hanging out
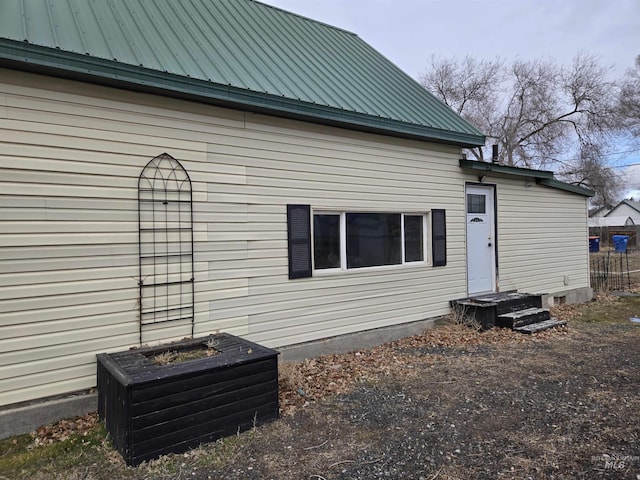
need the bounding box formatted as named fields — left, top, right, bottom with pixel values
left=138, top=153, right=194, bottom=343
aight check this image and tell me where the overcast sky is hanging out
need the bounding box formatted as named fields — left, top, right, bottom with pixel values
left=261, top=0, right=640, bottom=198
left=262, top=0, right=638, bottom=79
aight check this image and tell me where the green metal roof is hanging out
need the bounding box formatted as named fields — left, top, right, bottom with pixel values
left=536, top=178, right=595, bottom=197
left=0, top=0, right=485, bottom=147
left=459, top=159, right=595, bottom=197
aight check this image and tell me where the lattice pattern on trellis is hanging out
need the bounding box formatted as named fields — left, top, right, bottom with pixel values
left=138, top=153, right=194, bottom=342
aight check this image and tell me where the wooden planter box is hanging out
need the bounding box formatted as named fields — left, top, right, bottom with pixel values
left=96, top=333, right=279, bottom=466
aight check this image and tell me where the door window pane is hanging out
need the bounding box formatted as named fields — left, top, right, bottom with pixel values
left=467, top=194, right=486, bottom=214
left=346, top=213, right=401, bottom=268
left=404, top=215, right=424, bottom=262
left=313, top=214, right=341, bottom=269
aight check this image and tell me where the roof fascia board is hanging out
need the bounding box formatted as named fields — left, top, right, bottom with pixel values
left=536, top=178, right=595, bottom=197
left=459, top=159, right=594, bottom=197
left=622, top=200, right=640, bottom=213
left=459, top=159, right=554, bottom=179
left=0, top=39, right=485, bottom=148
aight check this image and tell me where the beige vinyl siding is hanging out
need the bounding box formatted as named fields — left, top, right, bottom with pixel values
left=205, top=114, right=470, bottom=346
left=0, top=69, right=469, bottom=406
left=492, top=177, right=589, bottom=294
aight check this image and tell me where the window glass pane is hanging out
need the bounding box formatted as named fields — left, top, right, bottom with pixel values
left=313, top=214, right=341, bottom=269
left=346, top=213, right=401, bottom=268
left=467, top=194, right=486, bottom=214
left=404, top=215, right=424, bottom=262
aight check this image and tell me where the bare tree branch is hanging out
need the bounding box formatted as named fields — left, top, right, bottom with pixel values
left=420, top=53, right=627, bottom=207
left=619, top=55, right=640, bottom=138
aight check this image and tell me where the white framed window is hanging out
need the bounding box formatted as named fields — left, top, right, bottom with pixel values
left=312, top=211, right=428, bottom=272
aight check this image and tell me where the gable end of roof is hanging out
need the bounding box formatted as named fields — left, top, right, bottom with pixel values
left=603, top=200, right=640, bottom=216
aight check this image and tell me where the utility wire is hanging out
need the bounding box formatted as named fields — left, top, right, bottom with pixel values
left=613, top=162, right=640, bottom=168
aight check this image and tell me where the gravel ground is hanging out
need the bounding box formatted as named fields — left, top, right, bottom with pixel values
left=194, top=321, right=639, bottom=480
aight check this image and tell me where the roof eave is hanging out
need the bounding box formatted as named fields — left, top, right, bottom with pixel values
left=0, top=39, right=485, bottom=148
left=459, top=159, right=555, bottom=179
left=536, top=178, right=595, bottom=197
left=459, top=159, right=594, bottom=197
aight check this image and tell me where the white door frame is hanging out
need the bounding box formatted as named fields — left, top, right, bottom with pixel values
left=465, top=183, right=497, bottom=295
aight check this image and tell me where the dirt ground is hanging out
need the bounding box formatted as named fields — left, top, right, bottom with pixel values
left=1, top=296, right=640, bottom=480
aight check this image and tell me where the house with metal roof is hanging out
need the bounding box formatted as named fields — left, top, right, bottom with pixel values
left=0, top=0, right=593, bottom=434
left=603, top=199, right=640, bottom=224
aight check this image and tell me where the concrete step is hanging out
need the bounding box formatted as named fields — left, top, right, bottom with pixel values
left=514, top=318, right=567, bottom=334
left=497, top=307, right=551, bottom=329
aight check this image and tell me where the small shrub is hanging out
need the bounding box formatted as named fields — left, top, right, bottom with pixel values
left=449, top=304, right=482, bottom=331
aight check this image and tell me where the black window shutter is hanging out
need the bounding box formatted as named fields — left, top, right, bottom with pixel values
left=287, top=204, right=312, bottom=279
left=432, top=209, right=447, bottom=267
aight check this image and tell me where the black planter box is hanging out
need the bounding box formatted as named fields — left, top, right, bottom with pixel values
left=97, top=333, right=279, bottom=466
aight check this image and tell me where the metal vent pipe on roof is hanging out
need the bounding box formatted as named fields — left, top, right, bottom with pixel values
left=492, top=145, right=499, bottom=163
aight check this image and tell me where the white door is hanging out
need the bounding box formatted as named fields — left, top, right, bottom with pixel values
left=466, top=184, right=496, bottom=295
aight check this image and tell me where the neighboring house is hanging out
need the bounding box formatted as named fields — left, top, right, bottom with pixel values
left=589, top=204, right=638, bottom=250
left=0, top=0, right=593, bottom=416
left=589, top=206, right=611, bottom=218
left=603, top=200, right=640, bottom=224
left=588, top=216, right=635, bottom=227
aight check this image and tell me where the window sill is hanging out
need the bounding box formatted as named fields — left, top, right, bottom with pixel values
left=313, top=261, right=429, bottom=276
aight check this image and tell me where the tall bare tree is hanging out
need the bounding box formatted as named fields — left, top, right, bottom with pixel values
left=619, top=54, right=640, bottom=137
left=560, top=146, right=622, bottom=209
left=422, top=56, right=503, bottom=162
left=420, top=54, right=623, bottom=206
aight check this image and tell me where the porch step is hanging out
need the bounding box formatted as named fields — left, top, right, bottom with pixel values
left=497, top=307, right=550, bottom=329
left=472, top=291, right=542, bottom=315
left=451, top=291, right=545, bottom=331
left=514, top=318, right=567, bottom=334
